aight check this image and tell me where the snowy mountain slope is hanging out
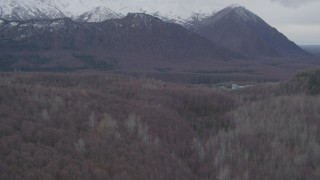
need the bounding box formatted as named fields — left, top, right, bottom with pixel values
left=1, top=0, right=93, bottom=21
left=0, top=0, right=66, bottom=20
left=1, top=0, right=74, bottom=20
left=0, top=0, right=95, bottom=20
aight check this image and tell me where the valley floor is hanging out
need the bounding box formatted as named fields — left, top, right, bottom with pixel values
left=0, top=71, right=320, bottom=179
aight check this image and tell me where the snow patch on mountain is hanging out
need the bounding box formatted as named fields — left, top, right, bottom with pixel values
left=9, top=22, right=19, bottom=27
left=151, top=12, right=188, bottom=25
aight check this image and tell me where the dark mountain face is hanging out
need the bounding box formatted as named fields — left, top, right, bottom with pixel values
left=0, top=14, right=239, bottom=58
left=189, top=6, right=310, bottom=58
left=100, top=13, right=241, bottom=59
left=0, top=14, right=243, bottom=71
left=0, top=18, right=83, bottom=50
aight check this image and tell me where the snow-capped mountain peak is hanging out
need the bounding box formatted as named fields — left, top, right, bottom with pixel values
left=223, top=5, right=261, bottom=23
left=75, top=7, right=123, bottom=22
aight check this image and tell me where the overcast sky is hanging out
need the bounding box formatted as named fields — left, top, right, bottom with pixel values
left=73, top=0, right=320, bottom=45
left=226, top=0, right=320, bottom=45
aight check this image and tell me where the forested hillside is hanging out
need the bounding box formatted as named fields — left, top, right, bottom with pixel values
left=0, top=71, right=320, bottom=179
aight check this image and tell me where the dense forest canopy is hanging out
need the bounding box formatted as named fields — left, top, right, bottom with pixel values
left=0, top=71, right=320, bottom=179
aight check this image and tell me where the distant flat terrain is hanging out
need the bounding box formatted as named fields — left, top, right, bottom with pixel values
left=300, top=45, right=320, bottom=56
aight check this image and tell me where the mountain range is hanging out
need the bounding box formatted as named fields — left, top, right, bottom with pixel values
left=0, top=0, right=188, bottom=23
left=0, top=1, right=313, bottom=76
left=0, top=13, right=243, bottom=72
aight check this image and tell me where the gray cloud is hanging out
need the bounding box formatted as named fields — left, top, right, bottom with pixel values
left=270, top=0, right=319, bottom=7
